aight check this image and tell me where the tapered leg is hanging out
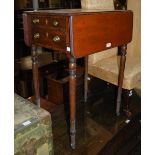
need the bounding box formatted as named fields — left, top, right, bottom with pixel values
left=31, top=46, right=40, bottom=107
left=84, top=56, right=88, bottom=103
left=116, top=45, right=127, bottom=116
left=69, top=57, right=76, bottom=149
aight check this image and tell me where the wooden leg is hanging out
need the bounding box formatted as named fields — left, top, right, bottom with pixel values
left=116, top=45, right=127, bottom=116
left=31, top=46, right=40, bottom=107
left=69, top=56, right=76, bottom=149
left=84, top=56, right=88, bottom=103
left=123, top=89, right=133, bottom=117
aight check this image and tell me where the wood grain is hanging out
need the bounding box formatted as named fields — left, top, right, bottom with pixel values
left=72, top=11, right=133, bottom=57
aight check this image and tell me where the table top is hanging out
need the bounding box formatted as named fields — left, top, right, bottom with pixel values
left=24, top=8, right=132, bottom=16
left=23, top=9, right=133, bottom=58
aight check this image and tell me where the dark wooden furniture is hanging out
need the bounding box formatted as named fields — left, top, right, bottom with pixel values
left=23, top=9, right=133, bottom=149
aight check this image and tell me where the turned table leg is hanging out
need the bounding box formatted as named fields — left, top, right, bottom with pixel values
left=84, top=56, right=88, bottom=103
left=116, top=45, right=127, bottom=116
left=69, top=56, right=76, bottom=149
left=31, top=46, right=40, bottom=107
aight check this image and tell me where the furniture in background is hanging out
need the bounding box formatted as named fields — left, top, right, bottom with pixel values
left=15, top=50, right=68, bottom=98
left=23, top=9, right=133, bottom=149
left=82, top=0, right=141, bottom=117
left=14, top=93, right=54, bottom=155
left=46, top=66, right=84, bottom=104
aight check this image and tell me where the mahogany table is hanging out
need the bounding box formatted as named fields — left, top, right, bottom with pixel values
left=23, top=9, right=133, bottom=149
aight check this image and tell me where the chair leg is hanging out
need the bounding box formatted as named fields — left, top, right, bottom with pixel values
left=84, top=56, right=88, bottom=103
left=116, top=45, right=127, bottom=116
left=123, top=89, right=133, bottom=117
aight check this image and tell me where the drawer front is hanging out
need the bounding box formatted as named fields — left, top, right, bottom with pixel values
left=31, top=16, right=67, bottom=29
left=32, top=27, right=67, bottom=51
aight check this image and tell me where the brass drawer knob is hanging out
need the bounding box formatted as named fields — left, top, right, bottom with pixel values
left=53, top=36, right=61, bottom=42
left=53, top=20, right=59, bottom=27
left=32, top=18, right=40, bottom=24
left=33, top=33, right=40, bottom=39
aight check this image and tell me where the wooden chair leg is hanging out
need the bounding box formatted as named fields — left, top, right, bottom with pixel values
left=84, top=56, right=88, bottom=103
left=116, top=45, right=127, bottom=116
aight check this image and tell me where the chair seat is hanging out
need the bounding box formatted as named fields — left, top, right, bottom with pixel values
left=88, top=56, right=141, bottom=90
left=18, top=52, right=54, bottom=70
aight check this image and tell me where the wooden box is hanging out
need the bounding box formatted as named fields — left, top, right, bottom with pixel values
left=47, top=66, right=84, bottom=104
left=46, top=73, right=69, bottom=104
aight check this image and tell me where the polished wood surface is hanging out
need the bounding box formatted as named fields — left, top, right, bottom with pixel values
left=23, top=9, right=133, bottom=58
left=23, top=9, right=133, bottom=149
left=51, top=77, right=141, bottom=154
left=69, top=57, right=77, bottom=149
left=72, top=12, right=132, bottom=57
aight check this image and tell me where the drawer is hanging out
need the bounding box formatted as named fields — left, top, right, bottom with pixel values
left=31, top=16, right=68, bottom=29
left=32, top=27, right=68, bottom=51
